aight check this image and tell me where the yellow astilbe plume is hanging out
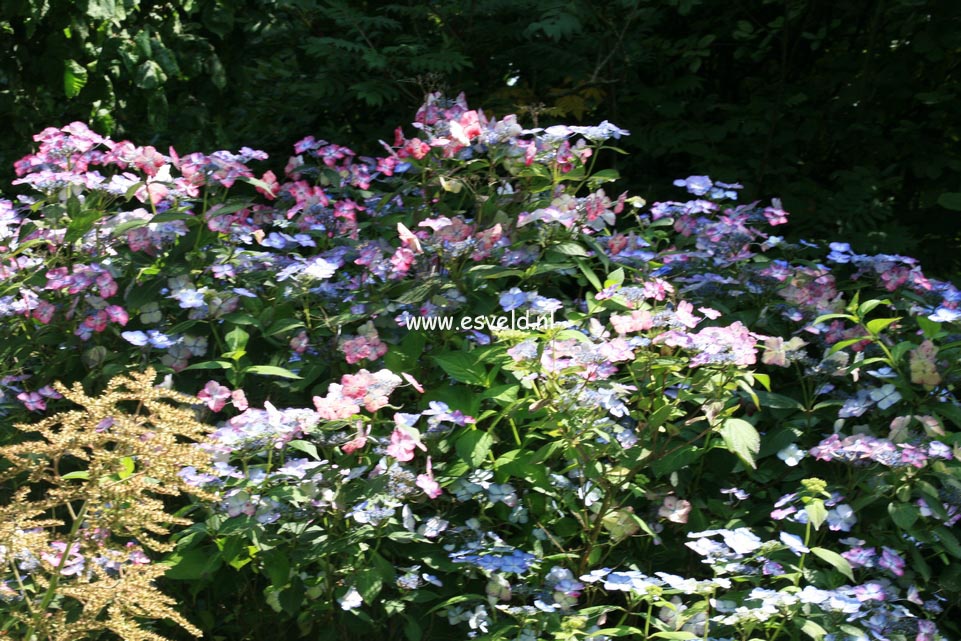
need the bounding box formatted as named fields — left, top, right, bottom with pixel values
left=0, top=368, right=214, bottom=641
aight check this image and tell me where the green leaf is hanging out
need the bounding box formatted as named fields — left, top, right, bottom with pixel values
left=935, top=526, right=961, bottom=559
left=857, top=299, right=890, bottom=317
left=754, top=391, right=803, bottom=410
left=403, top=616, right=422, bottom=641
left=805, top=500, right=828, bottom=531
left=433, top=352, right=487, bottom=386
left=150, top=210, right=196, bottom=223
left=937, top=192, right=961, bottom=211
left=395, top=279, right=437, bottom=305
left=354, top=567, right=383, bottom=603
left=647, top=403, right=678, bottom=430
left=604, top=268, right=626, bottom=289
left=216, top=536, right=250, bottom=569
left=164, top=546, right=223, bottom=580
left=455, top=430, right=493, bottom=467
left=86, top=0, right=125, bottom=21
left=64, top=59, right=88, bottom=98
left=221, top=312, right=260, bottom=327
left=811, top=546, right=855, bottom=581
left=916, top=316, right=943, bottom=339
left=110, top=219, right=151, bottom=235
left=719, top=417, right=760, bottom=469
left=265, top=319, right=305, bottom=336
left=263, top=549, right=291, bottom=588
left=225, top=326, right=249, bottom=351
left=812, top=312, right=855, bottom=325
left=838, top=624, right=869, bottom=640
left=183, top=360, right=233, bottom=371
left=480, top=384, right=519, bottom=405
left=287, top=440, right=320, bottom=460
left=590, top=168, right=621, bottom=183
left=865, top=317, right=901, bottom=335
left=118, top=455, right=136, bottom=479
left=153, top=43, right=181, bottom=77
left=244, top=365, right=303, bottom=379
left=61, top=470, right=90, bottom=481
left=64, top=206, right=102, bottom=243
left=549, top=241, right=590, bottom=257
left=575, top=258, right=603, bottom=291
left=801, top=620, right=828, bottom=641
left=828, top=337, right=871, bottom=355
left=649, top=632, right=699, bottom=640
left=135, top=60, right=167, bottom=90
left=888, top=501, right=919, bottom=530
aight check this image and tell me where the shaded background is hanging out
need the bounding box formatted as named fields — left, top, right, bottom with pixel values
left=2, top=0, right=959, bottom=277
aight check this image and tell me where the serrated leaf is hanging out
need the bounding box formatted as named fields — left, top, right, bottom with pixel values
left=935, top=526, right=961, bottom=558
left=354, top=567, right=383, bottom=602
left=109, top=219, right=151, bottom=235
left=265, top=320, right=305, bottom=336
left=395, top=279, right=436, bottom=305
left=153, top=43, right=181, bottom=77
left=811, top=546, right=855, bottom=581
left=433, top=352, right=487, bottom=386
left=888, top=501, right=919, bottom=530
left=64, top=59, right=88, bottom=98
left=164, top=546, right=222, bottom=580
left=225, top=326, right=249, bottom=351
left=754, top=391, right=803, bottom=410
left=481, top=384, right=519, bottom=405
left=719, top=417, right=760, bottom=469
left=286, top=440, right=320, bottom=460
left=647, top=403, right=678, bottom=430
left=455, top=430, right=493, bottom=467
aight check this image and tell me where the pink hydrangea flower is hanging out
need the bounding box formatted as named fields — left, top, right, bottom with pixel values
left=386, top=424, right=426, bottom=462
left=17, top=391, right=46, bottom=412
left=416, top=457, right=442, bottom=499
left=313, top=384, right=361, bottom=420
left=198, top=380, right=232, bottom=412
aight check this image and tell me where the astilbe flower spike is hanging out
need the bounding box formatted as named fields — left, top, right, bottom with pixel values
left=0, top=368, right=214, bottom=640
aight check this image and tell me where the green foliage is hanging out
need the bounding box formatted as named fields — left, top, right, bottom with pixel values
left=2, top=0, right=959, bottom=275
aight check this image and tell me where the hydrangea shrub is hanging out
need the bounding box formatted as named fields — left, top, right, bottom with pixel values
left=1, top=93, right=959, bottom=640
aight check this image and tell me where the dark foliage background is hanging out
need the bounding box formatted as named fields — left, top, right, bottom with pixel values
left=2, top=0, right=959, bottom=276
